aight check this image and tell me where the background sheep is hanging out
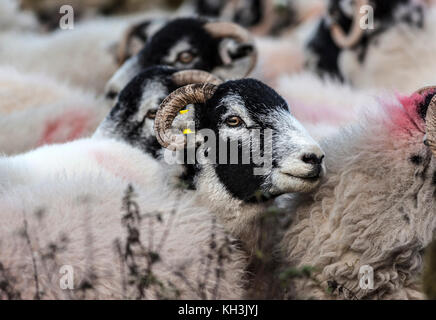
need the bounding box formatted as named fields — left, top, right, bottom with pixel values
left=305, top=0, right=436, bottom=93
left=280, top=87, right=436, bottom=299
left=105, top=17, right=258, bottom=103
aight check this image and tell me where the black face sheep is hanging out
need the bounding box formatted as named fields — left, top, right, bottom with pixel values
left=0, top=77, right=323, bottom=299
left=105, top=17, right=257, bottom=103
left=280, top=86, right=436, bottom=299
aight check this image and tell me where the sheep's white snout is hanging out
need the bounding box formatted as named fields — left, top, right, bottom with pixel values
left=271, top=141, right=325, bottom=194
left=280, top=145, right=325, bottom=179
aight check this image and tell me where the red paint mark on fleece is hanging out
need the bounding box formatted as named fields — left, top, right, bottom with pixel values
left=38, top=111, right=90, bottom=146
left=92, top=149, right=140, bottom=185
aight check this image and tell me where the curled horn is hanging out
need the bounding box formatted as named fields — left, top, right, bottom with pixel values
left=154, top=83, right=218, bottom=150
left=415, top=85, right=436, bottom=96
left=171, top=70, right=223, bottom=86
left=204, top=21, right=258, bottom=76
left=330, top=0, right=369, bottom=49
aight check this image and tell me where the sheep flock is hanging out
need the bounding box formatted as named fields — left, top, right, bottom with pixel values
left=1, top=0, right=436, bottom=301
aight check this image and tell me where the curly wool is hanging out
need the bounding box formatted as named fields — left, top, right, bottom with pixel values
left=281, top=92, right=436, bottom=299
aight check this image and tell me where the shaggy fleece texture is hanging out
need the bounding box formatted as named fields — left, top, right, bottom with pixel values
left=281, top=91, right=436, bottom=299
left=0, top=138, right=247, bottom=299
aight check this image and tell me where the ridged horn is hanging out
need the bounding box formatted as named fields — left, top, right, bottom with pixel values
left=154, top=83, right=218, bottom=150
left=204, top=21, right=257, bottom=76
left=415, top=85, right=436, bottom=96
left=425, top=95, right=436, bottom=156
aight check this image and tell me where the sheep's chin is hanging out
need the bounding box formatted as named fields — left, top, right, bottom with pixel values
left=270, top=171, right=321, bottom=194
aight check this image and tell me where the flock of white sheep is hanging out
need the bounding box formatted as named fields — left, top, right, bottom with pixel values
left=1, top=0, right=436, bottom=300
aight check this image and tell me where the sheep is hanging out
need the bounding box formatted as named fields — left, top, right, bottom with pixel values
left=0, top=77, right=324, bottom=299
left=305, top=0, right=436, bottom=93
left=280, top=85, right=436, bottom=299
left=104, top=76, right=325, bottom=251
left=105, top=17, right=258, bottom=104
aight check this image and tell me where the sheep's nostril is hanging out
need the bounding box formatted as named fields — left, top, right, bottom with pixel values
left=302, top=153, right=324, bottom=166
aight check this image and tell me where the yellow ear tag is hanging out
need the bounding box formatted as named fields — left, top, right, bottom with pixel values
left=183, top=128, right=193, bottom=134
left=179, top=109, right=189, bottom=114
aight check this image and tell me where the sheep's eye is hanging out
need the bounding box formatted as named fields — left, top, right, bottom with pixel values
left=177, top=51, right=195, bottom=64
left=106, top=90, right=118, bottom=100
left=225, top=116, right=243, bottom=127
left=146, top=109, right=157, bottom=119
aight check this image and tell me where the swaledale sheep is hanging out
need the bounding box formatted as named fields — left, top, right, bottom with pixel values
left=102, top=77, right=325, bottom=253
left=105, top=17, right=257, bottom=103
left=281, top=86, right=436, bottom=299
left=306, top=0, right=436, bottom=93
left=0, top=77, right=323, bottom=299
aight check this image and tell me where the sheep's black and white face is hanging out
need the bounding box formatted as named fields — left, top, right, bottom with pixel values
left=105, top=18, right=255, bottom=104
left=191, top=79, right=325, bottom=201
left=97, top=66, right=180, bottom=158
left=306, top=0, right=423, bottom=79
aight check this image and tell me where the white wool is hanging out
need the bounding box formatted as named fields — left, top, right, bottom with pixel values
left=0, top=137, right=247, bottom=299
left=275, top=71, right=381, bottom=140
left=0, top=66, right=108, bottom=155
